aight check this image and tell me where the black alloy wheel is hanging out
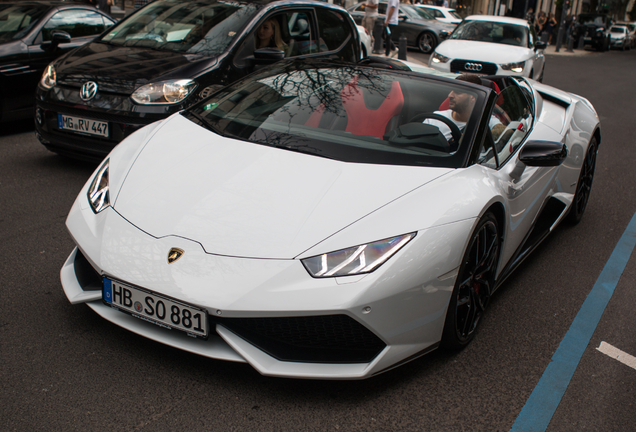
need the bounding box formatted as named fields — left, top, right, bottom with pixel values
left=442, top=212, right=500, bottom=349
left=566, top=137, right=597, bottom=224
left=418, top=32, right=436, bottom=54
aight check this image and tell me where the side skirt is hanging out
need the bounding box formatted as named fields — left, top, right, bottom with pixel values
left=494, top=197, right=568, bottom=291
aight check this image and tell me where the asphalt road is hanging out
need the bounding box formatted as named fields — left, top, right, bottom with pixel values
left=1, top=49, right=635, bottom=431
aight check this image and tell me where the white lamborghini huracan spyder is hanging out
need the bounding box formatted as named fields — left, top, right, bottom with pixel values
left=61, top=58, right=599, bottom=379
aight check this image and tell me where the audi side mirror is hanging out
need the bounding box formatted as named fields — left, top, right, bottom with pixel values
left=535, top=41, right=548, bottom=51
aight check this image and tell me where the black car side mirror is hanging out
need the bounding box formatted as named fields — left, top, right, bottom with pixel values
left=247, top=47, right=286, bottom=70
left=519, top=140, right=567, bottom=166
left=50, top=30, right=72, bottom=47
left=399, top=14, right=408, bottom=22
left=535, top=40, right=548, bottom=51
left=254, top=47, right=285, bottom=61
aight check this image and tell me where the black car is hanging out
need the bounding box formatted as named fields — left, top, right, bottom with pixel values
left=571, top=13, right=611, bottom=51
left=347, top=1, right=454, bottom=53
left=34, top=0, right=360, bottom=161
left=0, top=1, right=115, bottom=123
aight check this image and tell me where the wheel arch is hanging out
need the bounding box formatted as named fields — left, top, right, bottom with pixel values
left=484, top=201, right=506, bottom=243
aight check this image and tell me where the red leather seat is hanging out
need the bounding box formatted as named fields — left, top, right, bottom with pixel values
left=305, top=76, right=404, bottom=139
left=341, top=76, right=404, bottom=138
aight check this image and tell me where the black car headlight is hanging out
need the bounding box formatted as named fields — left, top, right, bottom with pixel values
left=131, top=79, right=197, bottom=105
left=87, top=159, right=110, bottom=213
left=301, top=233, right=415, bottom=278
left=500, top=61, right=526, bottom=73
left=431, top=52, right=450, bottom=64
left=39, top=64, right=56, bottom=90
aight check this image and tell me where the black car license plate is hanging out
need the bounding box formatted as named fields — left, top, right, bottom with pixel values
left=58, top=114, right=108, bottom=137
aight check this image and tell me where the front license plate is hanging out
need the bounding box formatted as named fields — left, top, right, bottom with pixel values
left=103, top=278, right=208, bottom=339
left=58, top=114, right=108, bottom=137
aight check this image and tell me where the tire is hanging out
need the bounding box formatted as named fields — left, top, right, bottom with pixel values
left=566, top=137, right=597, bottom=224
left=417, top=32, right=436, bottom=54
left=441, top=212, right=500, bottom=350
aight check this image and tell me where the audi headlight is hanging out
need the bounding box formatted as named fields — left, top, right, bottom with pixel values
left=131, top=79, right=197, bottom=105
left=501, top=61, right=526, bottom=73
left=87, top=159, right=109, bottom=213
left=39, top=64, right=56, bottom=90
left=431, top=52, right=450, bottom=64
left=301, top=233, right=415, bottom=278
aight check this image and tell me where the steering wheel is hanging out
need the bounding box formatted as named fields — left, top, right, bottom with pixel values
left=408, top=112, right=462, bottom=143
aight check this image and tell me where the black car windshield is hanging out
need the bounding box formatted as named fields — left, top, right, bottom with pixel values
left=0, top=3, right=48, bottom=42
left=183, top=62, right=488, bottom=168
left=578, top=14, right=609, bottom=26
left=101, top=0, right=258, bottom=54
left=451, top=20, right=528, bottom=47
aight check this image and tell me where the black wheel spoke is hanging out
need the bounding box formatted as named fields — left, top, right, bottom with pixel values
left=450, top=217, right=499, bottom=344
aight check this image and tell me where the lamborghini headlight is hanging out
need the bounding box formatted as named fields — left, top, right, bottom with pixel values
left=431, top=52, right=450, bottom=64
left=39, top=64, right=56, bottom=90
left=301, top=233, right=416, bottom=278
left=131, top=79, right=197, bottom=105
left=500, top=61, right=526, bottom=73
left=87, top=159, right=109, bottom=213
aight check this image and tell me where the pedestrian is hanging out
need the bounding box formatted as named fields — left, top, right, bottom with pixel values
left=526, top=7, right=535, bottom=26
left=362, top=0, right=379, bottom=46
left=546, top=12, right=557, bottom=44
left=97, top=0, right=112, bottom=15
left=384, top=0, right=400, bottom=57
left=535, top=11, right=546, bottom=37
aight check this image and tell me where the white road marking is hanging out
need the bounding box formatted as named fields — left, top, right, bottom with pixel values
left=596, top=341, right=636, bottom=371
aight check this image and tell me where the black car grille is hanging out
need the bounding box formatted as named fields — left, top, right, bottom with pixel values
left=220, top=315, right=386, bottom=363
left=450, top=60, right=498, bottom=75
left=58, top=75, right=138, bottom=94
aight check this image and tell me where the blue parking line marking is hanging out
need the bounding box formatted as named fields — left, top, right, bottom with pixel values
left=510, top=211, right=636, bottom=432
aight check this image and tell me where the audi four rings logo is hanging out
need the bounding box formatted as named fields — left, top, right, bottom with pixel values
left=80, top=81, right=98, bottom=101
left=464, top=63, right=483, bottom=72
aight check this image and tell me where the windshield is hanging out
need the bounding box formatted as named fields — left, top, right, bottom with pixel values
left=404, top=5, right=434, bottom=20
left=448, top=10, right=462, bottom=20
left=610, top=27, right=626, bottom=33
left=0, top=3, right=47, bottom=42
left=183, top=62, right=488, bottom=168
left=451, top=20, right=528, bottom=47
left=101, top=0, right=258, bottom=54
left=578, top=14, right=609, bottom=26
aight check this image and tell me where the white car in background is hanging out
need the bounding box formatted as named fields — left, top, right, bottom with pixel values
left=357, top=24, right=372, bottom=58
left=429, top=15, right=547, bottom=82
left=416, top=5, right=462, bottom=25
left=609, top=25, right=633, bottom=50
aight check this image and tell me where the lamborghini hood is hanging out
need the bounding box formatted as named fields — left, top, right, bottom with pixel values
left=112, top=114, right=451, bottom=259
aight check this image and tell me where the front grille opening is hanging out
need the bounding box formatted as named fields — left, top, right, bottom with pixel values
left=450, top=59, right=498, bottom=75
left=220, top=315, right=386, bottom=364
left=74, top=249, right=102, bottom=291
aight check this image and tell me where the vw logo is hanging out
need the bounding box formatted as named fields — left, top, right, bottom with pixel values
left=80, top=81, right=98, bottom=101
left=464, top=63, right=483, bottom=72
